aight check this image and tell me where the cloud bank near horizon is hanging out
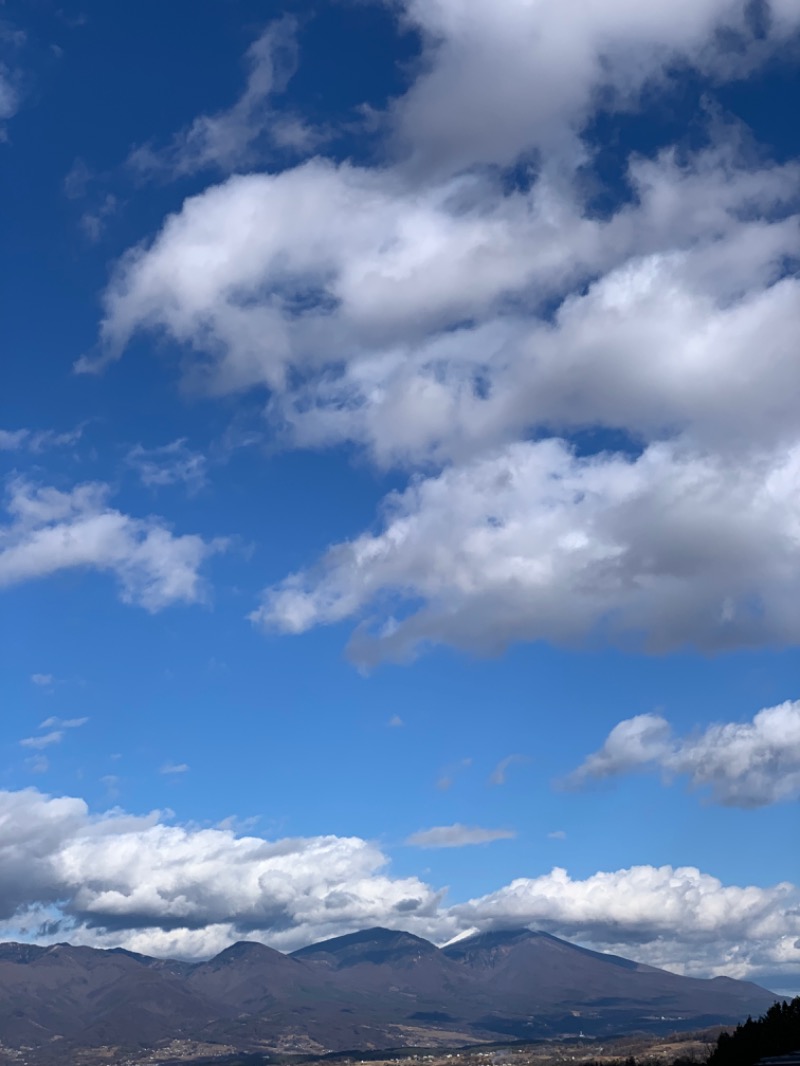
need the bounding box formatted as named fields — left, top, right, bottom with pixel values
left=0, top=785, right=797, bottom=985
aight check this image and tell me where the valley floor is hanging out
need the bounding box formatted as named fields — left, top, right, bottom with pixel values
left=0, top=1028, right=726, bottom=1066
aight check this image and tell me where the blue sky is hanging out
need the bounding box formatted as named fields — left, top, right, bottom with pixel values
left=1, top=0, right=799, bottom=991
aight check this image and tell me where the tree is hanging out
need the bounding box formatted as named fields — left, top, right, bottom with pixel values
left=707, top=997, right=800, bottom=1066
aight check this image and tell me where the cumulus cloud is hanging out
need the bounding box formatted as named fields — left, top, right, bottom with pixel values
left=0, top=787, right=796, bottom=982
left=87, top=158, right=615, bottom=384
left=126, top=438, right=207, bottom=492
left=569, top=700, right=800, bottom=807
left=0, top=787, right=441, bottom=955
left=570, top=714, right=673, bottom=781
left=0, top=479, right=224, bottom=610
left=91, top=142, right=800, bottom=407
left=450, top=864, right=800, bottom=981
left=255, top=439, right=800, bottom=664
left=406, top=824, right=516, bottom=848
left=389, top=0, right=800, bottom=175
left=89, top=143, right=800, bottom=661
left=282, top=179, right=800, bottom=467
left=128, top=18, right=317, bottom=179
left=87, top=0, right=800, bottom=665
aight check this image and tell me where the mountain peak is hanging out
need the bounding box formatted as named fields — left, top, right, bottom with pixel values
left=0, top=942, right=49, bottom=964
left=207, top=940, right=286, bottom=966
left=291, top=926, right=439, bottom=967
left=442, top=927, right=539, bottom=958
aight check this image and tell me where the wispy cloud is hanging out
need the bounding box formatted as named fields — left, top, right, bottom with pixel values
left=160, top=762, right=190, bottom=775
left=547, top=830, right=567, bottom=840
left=126, top=438, right=208, bottom=492
left=20, top=731, right=64, bottom=750
left=387, top=714, right=404, bottom=728
left=0, top=20, right=25, bottom=131
left=20, top=715, right=88, bottom=753
left=437, top=757, right=472, bottom=791
left=24, top=755, right=49, bottom=774
left=80, top=193, right=118, bottom=242
left=39, top=716, right=88, bottom=731
left=406, top=824, right=516, bottom=849
left=101, top=775, right=121, bottom=800
left=489, top=753, right=529, bottom=786
left=63, top=157, right=93, bottom=199
left=30, top=673, right=54, bottom=688
left=0, top=425, right=85, bottom=453
left=128, top=18, right=319, bottom=180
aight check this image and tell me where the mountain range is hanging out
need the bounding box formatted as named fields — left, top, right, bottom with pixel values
left=0, top=928, right=779, bottom=1063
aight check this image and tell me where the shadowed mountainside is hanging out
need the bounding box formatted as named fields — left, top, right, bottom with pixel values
left=0, top=929, right=780, bottom=1063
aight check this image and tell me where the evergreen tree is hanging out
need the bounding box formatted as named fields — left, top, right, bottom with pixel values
left=707, top=997, right=800, bottom=1066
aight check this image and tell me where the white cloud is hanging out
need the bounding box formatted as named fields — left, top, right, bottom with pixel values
left=570, top=714, right=673, bottom=781
left=39, top=717, right=88, bottom=731
left=0, top=429, right=28, bottom=449
left=30, top=673, right=54, bottom=687
left=80, top=193, right=118, bottom=242
left=387, top=715, right=404, bottom=728
left=128, top=18, right=317, bottom=179
left=88, top=158, right=616, bottom=384
left=437, top=757, right=472, bottom=791
left=489, top=754, right=528, bottom=786
left=547, top=830, right=567, bottom=840
left=20, top=718, right=86, bottom=752
left=0, top=788, right=442, bottom=953
left=87, top=2, right=800, bottom=668
left=450, top=864, right=800, bottom=981
left=0, top=22, right=25, bottom=130
left=0, top=787, right=795, bottom=982
left=255, top=439, right=800, bottom=665
left=91, top=141, right=800, bottom=400
left=569, top=700, right=800, bottom=807
left=270, top=146, right=800, bottom=468
left=0, top=479, right=224, bottom=610
left=406, top=824, right=516, bottom=848
left=0, top=425, right=84, bottom=453
left=87, top=144, right=800, bottom=665
left=160, top=762, right=190, bottom=775
left=24, top=756, right=49, bottom=775
left=126, top=438, right=207, bottom=492
left=20, top=731, right=63, bottom=750
left=63, top=157, right=93, bottom=200
left=101, top=775, right=120, bottom=800
left=388, top=0, right=800, bottom=175
left=0, top=70, right=18, bottom=123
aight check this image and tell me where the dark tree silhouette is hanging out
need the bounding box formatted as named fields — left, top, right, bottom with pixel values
left=707, top=997, right=800, bottom=1066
